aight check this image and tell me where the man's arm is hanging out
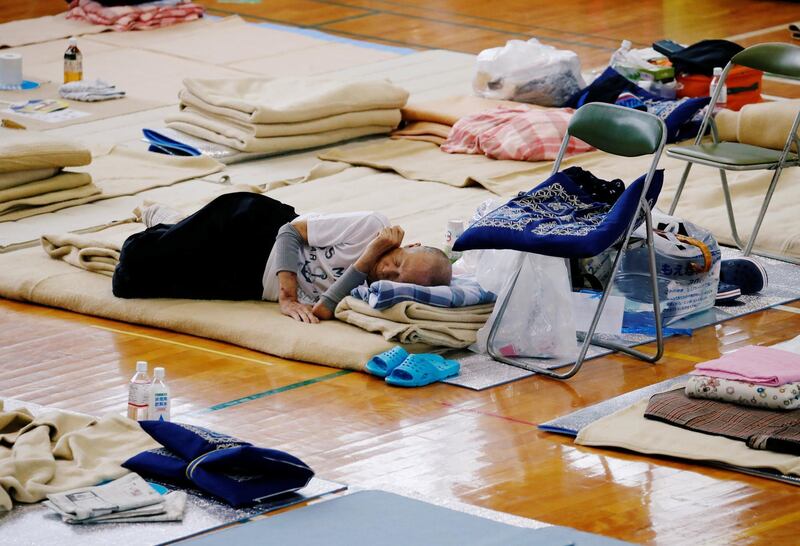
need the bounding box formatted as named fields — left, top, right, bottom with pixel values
left=311, top=226, right=404, bottom=320
left=274, top=221, right=318, bottom=324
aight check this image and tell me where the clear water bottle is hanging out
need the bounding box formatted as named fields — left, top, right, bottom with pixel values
left=64, top=37, right=82, bottom=83
left=127, top=361, right=150, bottom=420
left=148, top=367, right=171, bottom=422
left=709, top=67, right=727, bottom=113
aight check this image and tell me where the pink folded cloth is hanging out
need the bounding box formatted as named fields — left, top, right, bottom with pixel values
left=67, top=0, right=204, bottom=32
left=690, top=345, right=800, bottom=387
left=441, top=106, right=594, bottom=162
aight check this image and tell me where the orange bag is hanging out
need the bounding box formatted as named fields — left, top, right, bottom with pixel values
left=677, top=66, right=763, bottom=111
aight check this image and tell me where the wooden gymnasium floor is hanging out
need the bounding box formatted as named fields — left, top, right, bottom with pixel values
left=3, top=1, right=800, bottom=544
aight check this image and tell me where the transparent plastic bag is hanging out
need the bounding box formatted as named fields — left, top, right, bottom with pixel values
left=615, top=211, right=721, bottom=325
left=472, top=250, right=576, bottom=359
left=473, top=38, right=585, bottom=107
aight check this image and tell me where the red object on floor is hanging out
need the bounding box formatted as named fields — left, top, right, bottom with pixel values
left=677, top=66, right=763, bottom=111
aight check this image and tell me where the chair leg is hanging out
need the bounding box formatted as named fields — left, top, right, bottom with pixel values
left=718, top=169, right=747, bottom=249
left=486, top=211, right=664, bottom=380
left=668, top=162, right=693, bottom=215
left=743, top=166, right=784, bottom=257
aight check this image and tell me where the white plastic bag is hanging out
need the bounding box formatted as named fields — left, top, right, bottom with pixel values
left=472, top=250, right=576, bottom=359
left=473, top=38, right=585, bottom=107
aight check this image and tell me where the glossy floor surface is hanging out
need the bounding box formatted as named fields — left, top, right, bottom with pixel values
left=2, top=1, right=800, bottom=544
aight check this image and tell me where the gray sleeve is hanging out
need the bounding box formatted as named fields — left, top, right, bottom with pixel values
left=318, top=265, right=368, bottom=312
left=273, top=223, right=304, bottom=274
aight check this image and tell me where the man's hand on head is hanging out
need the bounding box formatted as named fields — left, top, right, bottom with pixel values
left=355, top=225, right=404, bottom=274
left=279, top=300, right=319, bottom=324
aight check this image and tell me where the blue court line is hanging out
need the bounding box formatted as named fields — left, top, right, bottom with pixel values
left=206, top=370, right=352, bottom=412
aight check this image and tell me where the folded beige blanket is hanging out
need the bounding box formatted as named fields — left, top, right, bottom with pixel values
left=715, top=100, right=800, bottom=151
left=390, top=121, right=451, bottom=146
left=0, top=171, right=91, bottom=204
left=0, top=13, right=110, bottom=48
left=0, top=129, right=92, bottom=174
left=0, top=168, right=60, bottom=191
left=174, top=104, right=402, bottom=138
left=41, top=223, right=143, bottom=277
left=0, top=176, right=100, bottom=221
left=402, top=95, right=532, bottom=126
left=335, top=296, right=494, bottom=348
left=575, top=396, right=800, bottom=476
left=0, top=401, right=158, bottom=511
left=181, top=78, right=409, bottom=124
left=167, top=120, right=394, bottom=153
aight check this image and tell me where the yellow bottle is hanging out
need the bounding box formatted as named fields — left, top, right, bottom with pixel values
left=64, top=37, right=83, bottom=83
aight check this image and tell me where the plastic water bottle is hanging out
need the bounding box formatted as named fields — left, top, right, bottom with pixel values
left=127, top=361, right=150, bottom=420
left=63, top=37, right=82, bottom=84
left=148, top=367, right=171, bottom=422
left=709, top=67, right=727, bottom=113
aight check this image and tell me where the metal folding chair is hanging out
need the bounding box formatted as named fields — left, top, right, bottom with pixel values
left=485, top=103, right=667, bottom=380
left=667, top=43, right=800, bottom=264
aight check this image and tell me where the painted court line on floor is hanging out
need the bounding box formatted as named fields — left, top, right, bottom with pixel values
left=776, top=304, right=800, bottom=314
left=206, top=370, right=352, bottom=412
left=91, top=324, right=279, bottom=367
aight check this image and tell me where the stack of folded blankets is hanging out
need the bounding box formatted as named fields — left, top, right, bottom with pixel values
left=336, top=276, right=496, bottom=348
left=165, top=78, right=409, bottom=154
left=0, top=129, right=97, bottom=222
left=644, top=345, right=800, bottom=456
left=67, top=0, right=204, bottom=32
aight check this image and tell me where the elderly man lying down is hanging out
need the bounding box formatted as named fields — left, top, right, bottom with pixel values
left=112, top=192, right=452, bottom=323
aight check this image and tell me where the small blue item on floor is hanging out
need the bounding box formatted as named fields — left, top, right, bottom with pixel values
left=365, top=346, right=409, bottom=378
left=721, top=256, right=768, bottom=295
left=0, top=80, right=40, bottom=91
left=715, top=281, right=742, bottom=304
left=142, top=128, right=202, bottom=157
left=385, top=353, right=460, bottom=387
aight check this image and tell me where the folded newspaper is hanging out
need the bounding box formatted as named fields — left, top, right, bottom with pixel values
left=44, top=473, right=187, bottom=524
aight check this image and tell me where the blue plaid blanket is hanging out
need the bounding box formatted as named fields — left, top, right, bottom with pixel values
left=351, top=276, right=496, bottom=310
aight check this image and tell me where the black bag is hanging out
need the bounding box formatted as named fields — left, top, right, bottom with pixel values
left=668, top=39, right=744, bottom=76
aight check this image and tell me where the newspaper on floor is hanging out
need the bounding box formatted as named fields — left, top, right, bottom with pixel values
left=44, top=473, right=185, bottom=523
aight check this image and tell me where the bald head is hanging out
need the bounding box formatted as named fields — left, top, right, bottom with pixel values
left=370, top=245, right=452, bottom=286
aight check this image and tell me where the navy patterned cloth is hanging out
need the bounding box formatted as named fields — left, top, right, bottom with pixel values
left=453, top=168, right=663, bottom=258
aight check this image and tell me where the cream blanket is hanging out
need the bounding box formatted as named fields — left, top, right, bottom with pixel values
left=0, top=175, right=100, bottom=222
left=167, top=120, right=396, bottom=154
left=180, top=78, right=409, bottom=124
left=575, top=396, right=800, bottom=477
left=0, top=129, right=91, bottom=174
left=716, top=100, right=800, bottom=151
left=0, top=401, right=158, bottom=511
left=390, top=121, right=451, bottom=146
left=173, top=104, right=402, bottom=138
left=41, top=223, right=143, bottom=277
left=0, top=168, right=60, bottom=191
left=335, top=296, right=494, bottom=348
left=0, top=172, right=92, bottom=204
left=0, top=13, right=110, bottom=48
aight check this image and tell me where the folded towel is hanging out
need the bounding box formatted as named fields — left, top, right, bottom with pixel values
left=0, top=171, right=91, bottom=204
left=166, top=120, right=394, bottom=153
left=59, top=79, right=125, bottom=102
left=390, top=121, right=451, bottom=146
left=0, top=168, right=60, bottom=191
left=174, top=103, right=402, bottom=138
left=351, top=276, right=496, bottom=310
left=123, top=421, right=314, bottom=507
left=180, top=78, right=409, bottom=124
left=335, top=296, right=494, bottom=348
left=0, top=128, right=91, bottom=174
left=715, top=100, right=800, bottom=151
left=67, top=0, right=204, bottom=31
left=691, top=345, right=800, bottom=387
left=686, top=374, right=800, bottom=410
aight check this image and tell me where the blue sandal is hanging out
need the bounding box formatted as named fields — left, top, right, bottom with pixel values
left=365, top=346, right=409, bottom=378
left=385, top=354, right=460, bottom=387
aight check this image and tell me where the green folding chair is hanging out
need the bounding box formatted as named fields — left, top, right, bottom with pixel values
left=667, top=43, right=800, bottom=264
left=485, top=103, right=667, bottom=380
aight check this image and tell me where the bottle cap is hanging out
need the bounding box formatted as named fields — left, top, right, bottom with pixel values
left=621, top=39, right=632, bottom=49
left=154, top=367, right=165, bottom=379
left=713, top=67, right=723, bottom=76
left=68, top=37, right=77, bottom=46
left=136, top=360, right=148, bottom=373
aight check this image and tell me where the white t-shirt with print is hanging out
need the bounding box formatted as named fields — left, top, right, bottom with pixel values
left=262, top=211, right=389, bottom=304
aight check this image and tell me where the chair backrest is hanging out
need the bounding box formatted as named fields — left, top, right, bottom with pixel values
left=732, top=43, right=800, bottom=79
left=567, top=103, right=665, bottom=157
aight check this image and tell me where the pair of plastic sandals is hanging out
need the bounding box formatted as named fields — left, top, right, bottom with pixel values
left=365, top=346, right=460, bottom=387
